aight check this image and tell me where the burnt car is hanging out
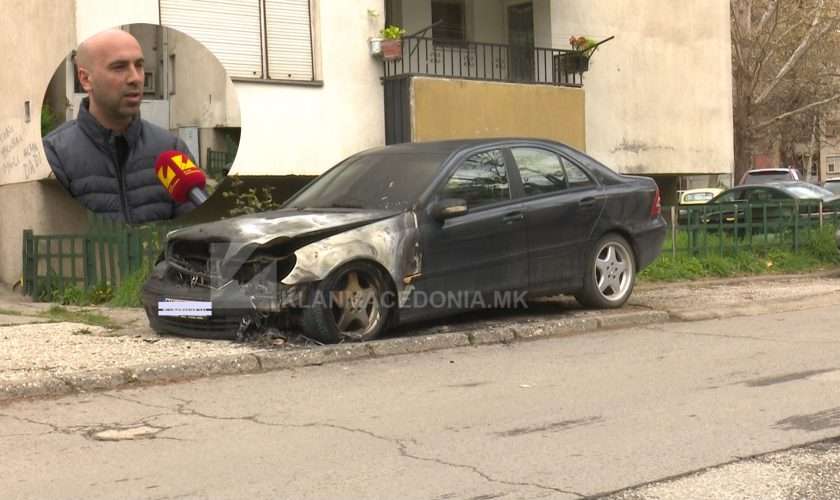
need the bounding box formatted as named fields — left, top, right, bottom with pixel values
left=142, top=139, right=666, bottom=343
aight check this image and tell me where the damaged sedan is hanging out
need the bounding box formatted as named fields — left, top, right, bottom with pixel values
left=142, top=139, right=666, bottom=343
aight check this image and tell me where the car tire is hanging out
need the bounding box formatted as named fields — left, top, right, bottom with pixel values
left=575, top=233, right=636, bottom=309
left=301, top=261, right=393, bottom=343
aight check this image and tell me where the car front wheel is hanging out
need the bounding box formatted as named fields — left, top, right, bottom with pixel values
left=575, top=234, right=636, bottom=309
left=301, top=261, right=393, bottom=343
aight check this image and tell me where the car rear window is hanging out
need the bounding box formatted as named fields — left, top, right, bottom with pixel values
left=684, top=192, right=715, bottom=203
left=742, top=171, right=794, bottom=184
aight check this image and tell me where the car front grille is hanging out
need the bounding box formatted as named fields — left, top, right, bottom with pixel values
left=166, top=238, right=296, bottom=288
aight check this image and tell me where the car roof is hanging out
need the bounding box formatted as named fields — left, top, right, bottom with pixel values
left=730, top=181, right=807, bottom=190
left=745, top=168, right=795, bottom=173
left=717, top=181, right=835, bottom=199
left=360, top=138, right=567, bottom=156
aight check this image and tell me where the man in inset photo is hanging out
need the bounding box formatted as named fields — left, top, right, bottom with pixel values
left=43, top=28, right=206, bottom=224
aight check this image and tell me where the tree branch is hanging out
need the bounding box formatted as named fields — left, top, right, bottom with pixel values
left=730, top=1, right=750, bottom=73
left=754, top=0, right=828, bottom=105
left=755, top=0, right=780, bottom=34
left=751, top=93, right=840, bottom=131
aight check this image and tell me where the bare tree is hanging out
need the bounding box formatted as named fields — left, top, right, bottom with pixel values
left=731, top=0, right=840, bottom=182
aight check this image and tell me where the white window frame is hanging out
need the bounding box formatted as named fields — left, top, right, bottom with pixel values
left=160, top=0, right=321, bottom=84
left=828, top=156, right=839, bottom=174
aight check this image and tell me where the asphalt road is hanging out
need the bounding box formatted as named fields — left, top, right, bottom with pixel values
left=2, top=302, right=840, bottom=499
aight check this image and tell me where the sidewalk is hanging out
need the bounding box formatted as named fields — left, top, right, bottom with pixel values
left=2, top=270, right=839, bottom=403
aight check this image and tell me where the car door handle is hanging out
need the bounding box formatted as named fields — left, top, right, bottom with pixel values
left=579, top=197, right=597, bottom=208
left=502, top=212, right=524, bottom=223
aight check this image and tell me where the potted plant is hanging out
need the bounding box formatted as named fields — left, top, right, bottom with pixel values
left=565, top=35, right=599, bottom=72
left=379, top=25, right=406, bottom=61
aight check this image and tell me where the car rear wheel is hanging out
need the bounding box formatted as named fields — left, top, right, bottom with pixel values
left=575, top=234, right=636, bottom=309
left=301, top=261, right=392, bottom=343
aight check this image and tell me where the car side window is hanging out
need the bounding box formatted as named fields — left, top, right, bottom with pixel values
left=511, top=147, right=567, bottom=196
left=714, top=191, right=738, bottom=203
left=564, top=159, right=595, bottom=189
left=440, top=149, right=510, bottom=209
left=746, top=189, right=777, bottom=203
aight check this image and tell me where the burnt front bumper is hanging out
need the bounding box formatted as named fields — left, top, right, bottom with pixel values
left=141, top=261, right=312, bottom=340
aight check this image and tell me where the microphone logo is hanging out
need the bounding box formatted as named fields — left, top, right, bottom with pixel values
left=154, top=150, right=208, bottom=205
left=157, top=153, right=197, bottom=190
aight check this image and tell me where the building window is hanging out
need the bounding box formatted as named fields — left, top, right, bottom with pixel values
left=828, top=156, right=839, bottom=173
left=168, top=54, right=176, bottom=95
left=160, top=0, right=316, bottom=82
left=826, top=120, right=840, bottom=138
left=432, top=0, right=466, bottom=43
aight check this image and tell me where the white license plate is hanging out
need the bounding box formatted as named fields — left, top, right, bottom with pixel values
left=158, top=300, right=212, bottom=317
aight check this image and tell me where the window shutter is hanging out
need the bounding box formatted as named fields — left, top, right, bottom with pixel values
left=160, top=0, right=263, bottom=79
left=264, top=0, right=314, bottom=81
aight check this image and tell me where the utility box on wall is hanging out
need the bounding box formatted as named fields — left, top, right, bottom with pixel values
left=384, top=76, right=586, bottom=150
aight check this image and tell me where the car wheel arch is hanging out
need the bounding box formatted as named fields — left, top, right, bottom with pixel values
left=592, top=227, right=641, bottom=270
left=301, top=258, right=400, bottom=342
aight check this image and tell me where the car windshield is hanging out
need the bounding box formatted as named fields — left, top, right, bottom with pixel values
left=285, top=152, right=448, bottom=211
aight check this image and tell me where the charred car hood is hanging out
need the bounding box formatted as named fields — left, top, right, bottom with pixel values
left=168, top=209, right=401, bottom=248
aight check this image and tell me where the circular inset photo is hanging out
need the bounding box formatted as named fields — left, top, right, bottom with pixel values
left=41, top=23, right=240, bottom=225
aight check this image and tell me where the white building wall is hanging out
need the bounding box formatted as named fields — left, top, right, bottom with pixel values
left=75, top=0, right=159, bottom=39
left=70, top=0, right=384, bottom=176
left=231, top=0, right=385, bottom=175
left=550, top=0, right=734, bottom=177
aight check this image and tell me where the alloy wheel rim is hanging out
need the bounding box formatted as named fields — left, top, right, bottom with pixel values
left=331, top=271, right=381, bottom=339
left=594, top=242, right=633, bottom=302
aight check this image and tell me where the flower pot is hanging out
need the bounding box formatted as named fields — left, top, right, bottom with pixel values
left=369, top=37, right=383, bottom=56
left=381, top=39, right=403, bottom=61
left=563, top=52, right=590, bottom=73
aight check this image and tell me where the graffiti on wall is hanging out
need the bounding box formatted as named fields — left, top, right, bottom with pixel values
left=0, top=122, right=47, bottom=184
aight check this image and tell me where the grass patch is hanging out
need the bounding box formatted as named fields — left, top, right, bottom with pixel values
left=109, top=266, right=152, bottom=308
left=37, top=282, right=113, bottom=306
left=0, top=308, right=23, bottom=316
left=39, top=305, right=120, bottom=330
left=642, top=227, right=840, bottom=282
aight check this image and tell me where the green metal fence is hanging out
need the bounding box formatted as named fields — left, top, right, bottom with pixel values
left=662, top=200, right=840, bottom=257
left=206, top=148, right=234, bottom=180
left=21, top=215, right=169, bottom=301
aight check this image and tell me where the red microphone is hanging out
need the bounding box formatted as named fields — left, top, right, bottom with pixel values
left=154, top=150, right=208, bottom=205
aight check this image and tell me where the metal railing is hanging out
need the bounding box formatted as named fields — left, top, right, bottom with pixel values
left=383, top=36, right=586, bottom=87
left=661, top=200, right=840, bottom=257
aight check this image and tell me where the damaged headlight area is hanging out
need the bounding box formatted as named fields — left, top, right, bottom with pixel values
left=164, top=239, right=297, bottom=287
left=143, top=238, right=310, bottom=341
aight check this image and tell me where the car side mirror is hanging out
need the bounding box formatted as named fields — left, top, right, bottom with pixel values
left=430, top=198, right=468, bottom=222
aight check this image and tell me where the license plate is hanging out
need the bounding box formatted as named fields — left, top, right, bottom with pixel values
left=158, top=300, right=212, bottom=317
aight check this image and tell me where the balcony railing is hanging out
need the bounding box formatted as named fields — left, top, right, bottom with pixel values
left=383, top=36, right=586, bottom=87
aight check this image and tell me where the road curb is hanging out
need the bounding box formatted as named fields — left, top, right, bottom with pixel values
left=0, top=309, right=672, bottom=404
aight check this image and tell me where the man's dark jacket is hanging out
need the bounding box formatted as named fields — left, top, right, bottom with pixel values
left=43, top=98, right=196, bottom=224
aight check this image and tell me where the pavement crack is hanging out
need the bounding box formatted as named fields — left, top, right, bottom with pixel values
left=101, top=393, right=178, bottom=412
left=263, top=419, right=583, bottom=497
left=396, top=442, right=584, bottom=497
left=0, top=408, right=182, bottom=442
left=660, top=328, right=840, bottom=344
left=0, top=413, right=63, bottom=434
